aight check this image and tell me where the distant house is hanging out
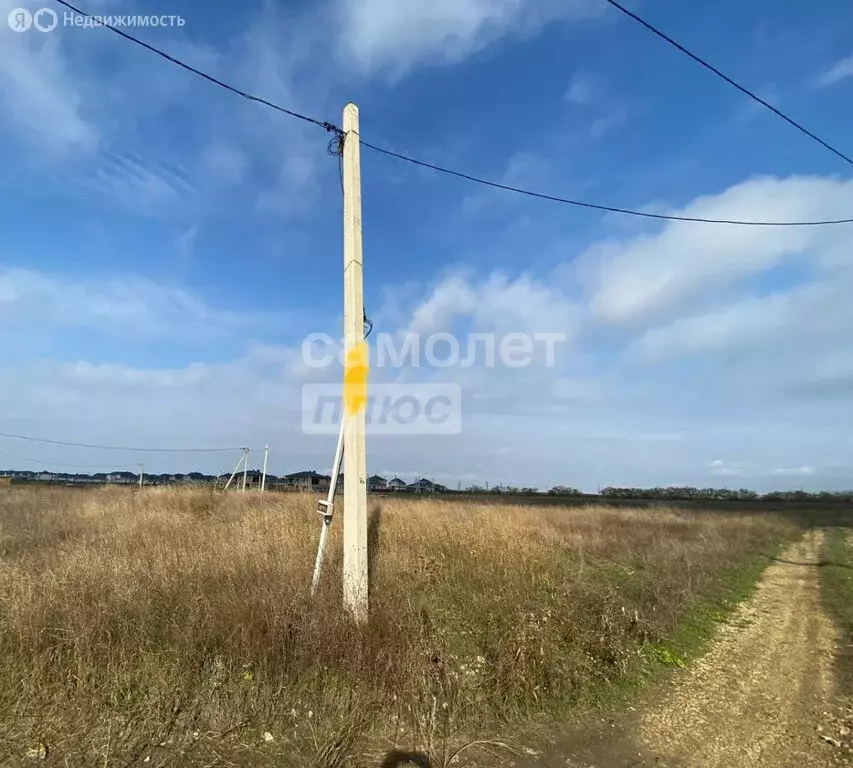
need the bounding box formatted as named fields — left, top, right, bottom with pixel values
left=368, top=475, right=387, bottom=492
left=106, top=471, right=137, bottom=484
left=37, top=472, right=55, bottom=482
left=187, top=472, right=211, bottom=483
left=407, top=478, right=448, bottom=493
left=387, top=477, right=407, bottom=491
left=282, top=470, right=332, bottom=492
left=215, top=469, right=268, bottom=490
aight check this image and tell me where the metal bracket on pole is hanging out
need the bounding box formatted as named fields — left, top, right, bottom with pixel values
left=310, top=413, right=345, bottom=596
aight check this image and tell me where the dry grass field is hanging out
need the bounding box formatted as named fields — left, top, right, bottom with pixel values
left=0, top=487, right=798, bottom=766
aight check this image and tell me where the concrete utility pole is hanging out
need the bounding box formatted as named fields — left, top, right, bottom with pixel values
left=342, top=102, right=368, bottom=623
left=139, top=463, right=144, bottom=489
left=260, top=445, right=269, bottom=494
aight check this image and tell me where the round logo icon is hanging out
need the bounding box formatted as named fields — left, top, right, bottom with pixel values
left=33, top=7, right=58, bottom=32
left=8, top=8, right=32, bottom=32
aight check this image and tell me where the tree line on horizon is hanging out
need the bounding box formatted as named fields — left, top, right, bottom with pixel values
left=463, top=484, right=853, bottom=503
left=3, top=469, right=851, bottom=502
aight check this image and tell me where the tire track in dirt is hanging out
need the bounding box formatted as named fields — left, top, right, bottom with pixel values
left=634, top=529, right=841, bottom=767
left=524, top=530, right=849, bottom=767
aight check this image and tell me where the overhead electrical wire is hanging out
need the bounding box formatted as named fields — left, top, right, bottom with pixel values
left=601, top=0, right=853, bottom=169
left=51, top=0, right=853, bottom=227
left=52, top=0, right=339, bottom=135
left=0, top=449, right=124, bottom=469
left=356, top=138, right=853, bottom=226
left=0, top=432, right=245, bottom=453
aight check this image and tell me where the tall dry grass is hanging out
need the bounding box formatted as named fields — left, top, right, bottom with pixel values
left=0, top=487, right=796, bottom=766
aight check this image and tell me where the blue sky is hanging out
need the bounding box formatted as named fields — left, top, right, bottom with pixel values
left=1, top=0, right=853, bottom=490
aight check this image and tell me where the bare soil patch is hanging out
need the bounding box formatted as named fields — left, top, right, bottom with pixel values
left=526, top=530, right=852, bottom=768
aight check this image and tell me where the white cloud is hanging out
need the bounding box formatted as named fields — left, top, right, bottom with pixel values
left=176, top=226, right=199, bottom=256
left=708, top=459, right=746, bottom=477
left=565, top=70, right=595, bottom=105
left=3, top=171, right=853, bottom=489
left=622, top=250, right=853, bottom=411
left=0, top=350, right=309, bottom=473
left=256, top=154, right=321, bottom=217
left=795, top=350, right=853, bottom=400
left=199, top=145, right=248, bottom=188
left=0, top=266, right=287, bottom=342
left=589, top=112, right=627, bottom=139
left=576, top=175, right=853, bottom=325
left=74, top=151, right=198, bottom=216
left=0, top=15, right=96, bottom=154
left=815, top=56, right=853, bottom=88
left=564, top=70, right=631, bottom=139
left=627, top=281, right=839, bottom=363
left=401, top=271, right=578, bottom=341
left=228, top=5, right=336, bottom=217
left=0, top=0, right=331, bottom=221
left=771, top=466, right=816, bottom=477
left=336, top=0, right=600, bottom=77
left=463, top=151, right=551, bottom=215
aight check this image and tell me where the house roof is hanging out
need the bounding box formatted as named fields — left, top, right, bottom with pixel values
left=285, top=470, right=331, bottom=480
left=368, top=475, right=387, bottom=483
left=407, top=478, right=448, bottom=490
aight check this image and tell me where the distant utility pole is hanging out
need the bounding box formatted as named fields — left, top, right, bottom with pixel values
left=139, top=463, right=144, bottom=489
left=260, top=445, right=269, bottom=494
left=342, top=102, right=368, bottom=623
left=241, top=447, right=249, bottom=493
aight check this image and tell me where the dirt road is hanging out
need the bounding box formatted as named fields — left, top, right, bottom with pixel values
left=526, top=530, right=852, bottom=767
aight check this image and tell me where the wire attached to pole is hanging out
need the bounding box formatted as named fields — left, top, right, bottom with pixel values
left=56, top=0, right=853, bottom=227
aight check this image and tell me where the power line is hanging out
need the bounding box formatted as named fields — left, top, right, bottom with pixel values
left=0, top=432, right=244, bottom=453
left=54, top=0, right=853, bottom=227
left=357, top=138, right=853, bottom=226
left=0, top=450, right=121, bottom=469
left=52, top=0, right=340, bottom=136
left=601, top=0, right=853, bottom=169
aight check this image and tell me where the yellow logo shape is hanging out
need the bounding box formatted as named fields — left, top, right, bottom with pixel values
left=343, top=341, right=369, bottom=416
